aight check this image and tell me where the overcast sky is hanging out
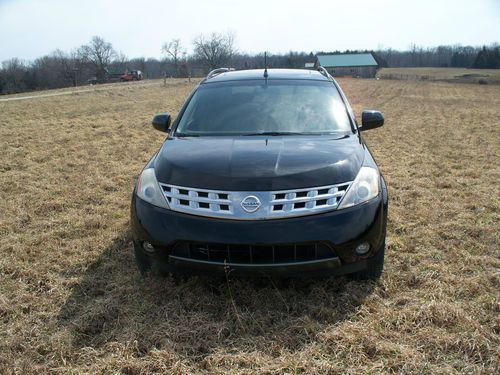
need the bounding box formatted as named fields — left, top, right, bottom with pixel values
left=0, top=0, right=499, bottom=61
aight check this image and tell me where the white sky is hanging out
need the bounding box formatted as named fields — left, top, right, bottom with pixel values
left=0, top=0, right=499, bottom=61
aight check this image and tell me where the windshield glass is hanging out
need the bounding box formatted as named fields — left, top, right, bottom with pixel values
left=175, top=80, right=352, bottom=136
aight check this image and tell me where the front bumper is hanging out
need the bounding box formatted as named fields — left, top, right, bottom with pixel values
left=130, top=183, right=388, bottom=277
left=167, top=255, right=368, bottom=278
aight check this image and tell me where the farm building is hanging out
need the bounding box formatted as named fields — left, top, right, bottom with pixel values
left=316, top=53, right=378, bottom=78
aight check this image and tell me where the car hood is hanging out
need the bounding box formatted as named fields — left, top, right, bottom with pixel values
left=154, top=135, right=365, bottom=191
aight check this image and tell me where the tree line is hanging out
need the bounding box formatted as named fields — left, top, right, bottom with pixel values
left=376, top=44, right=499, bottom=69
left=0, top=32, right=498, bottom=95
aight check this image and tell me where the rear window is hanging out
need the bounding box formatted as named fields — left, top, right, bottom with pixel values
left=175, top=80, right=352, bottom=136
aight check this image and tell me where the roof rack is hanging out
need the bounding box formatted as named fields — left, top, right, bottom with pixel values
left=205, top=67, right=235, bottom=80
left=317, top=66, right=334, bottom=81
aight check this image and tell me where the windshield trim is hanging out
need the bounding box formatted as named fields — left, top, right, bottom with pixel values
left=174, top=131, right=351, bottom=138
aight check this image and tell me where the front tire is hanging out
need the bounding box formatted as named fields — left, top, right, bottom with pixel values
left=133, top=242, right=151, bottom=276
left=352, top=241, right=385, bottom=280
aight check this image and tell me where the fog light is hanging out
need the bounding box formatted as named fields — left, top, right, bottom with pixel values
left=355, top=242, right=370, bottom=255
left=142, top=241, right=155, bottom=253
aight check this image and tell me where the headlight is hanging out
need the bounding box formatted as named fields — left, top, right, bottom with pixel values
left=337, top=166, right=380, bottom=209
left=136, top=168, right=170, bottom=209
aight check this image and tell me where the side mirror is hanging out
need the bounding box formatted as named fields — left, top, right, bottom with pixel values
left=152, top=113, right=171, bottom=133
left=360, top=110, right=384, bottom=131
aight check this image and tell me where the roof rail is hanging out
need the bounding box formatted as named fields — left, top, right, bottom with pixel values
left=206, top=67, right=234, bottom=80
left=317, top=66, right=334, bottom=81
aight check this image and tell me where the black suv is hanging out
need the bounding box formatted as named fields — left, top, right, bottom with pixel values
left=131, top=68, right=388, bottom=279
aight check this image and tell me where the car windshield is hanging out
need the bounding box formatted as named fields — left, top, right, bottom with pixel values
left=175, top=80, right=352, bottom=136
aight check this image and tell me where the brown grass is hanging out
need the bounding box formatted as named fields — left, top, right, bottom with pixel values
left=0, top=78, right=499, bottom=374
left=378, top=67, right=500, bottom=84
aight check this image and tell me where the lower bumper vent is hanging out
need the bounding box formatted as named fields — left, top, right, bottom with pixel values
left=171, top=242, right=337, bottom=264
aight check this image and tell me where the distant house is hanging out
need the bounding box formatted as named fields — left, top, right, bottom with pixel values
left=304, top=62, right=315, bottom=69
left=315, top=53, right=378, bottom=78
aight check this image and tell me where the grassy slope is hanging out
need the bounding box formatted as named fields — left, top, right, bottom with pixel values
left=0, top=78, right=195, bottom=100
left=0, top=78, right=499, bottom=374
left=378, top=67, right=500, bottom=84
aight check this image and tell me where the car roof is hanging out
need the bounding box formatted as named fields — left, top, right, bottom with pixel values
left=202, top=68, right=331, bottom=83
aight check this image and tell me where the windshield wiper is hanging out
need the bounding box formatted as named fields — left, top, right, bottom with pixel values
left=174, top=133, right=200, bottom=137
left=242, top=131, right=311, bottom=136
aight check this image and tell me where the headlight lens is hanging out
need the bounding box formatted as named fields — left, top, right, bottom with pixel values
left=136, top=168, right=170, bottom=209
left=338, top=166, right=380, bottom=209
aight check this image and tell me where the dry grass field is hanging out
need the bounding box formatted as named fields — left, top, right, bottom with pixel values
left=1, top=77, right=499, bottom=374
left=378, top=67, right=500, bottom=84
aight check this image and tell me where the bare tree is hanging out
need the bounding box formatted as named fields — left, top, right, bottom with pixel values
left=115, top=51, right=129, bottom=72
left=162, top=39, right=184, bottom=77
left=78, top=36, right=116, bottom=81
left=1, top=58, right=28, bottom=93
left=51, top=49, right=83, bottom=86
left=192, top=31, right=236, bottom=70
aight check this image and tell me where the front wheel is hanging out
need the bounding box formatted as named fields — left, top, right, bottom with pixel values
left=351, top=241, right=385, bottom=280
left=133, top=242, right=151, bottom=276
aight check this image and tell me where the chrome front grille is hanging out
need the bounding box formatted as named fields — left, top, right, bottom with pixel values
left=159, top=182, right=352, bottom=220
left=160, top=185, right=233, bottom=214
left=270, top=184, right=350, bottom=213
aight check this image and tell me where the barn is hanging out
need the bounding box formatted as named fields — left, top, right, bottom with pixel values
left=315, top=53, right=378, bottom=78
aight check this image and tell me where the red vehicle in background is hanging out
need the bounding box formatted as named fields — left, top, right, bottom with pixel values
left=120, top=70, right=143, bottom=81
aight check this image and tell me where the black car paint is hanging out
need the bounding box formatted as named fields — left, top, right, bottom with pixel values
left=131, top=68, right=387, bottom=277
left=153, top=135, right=365, bottom=191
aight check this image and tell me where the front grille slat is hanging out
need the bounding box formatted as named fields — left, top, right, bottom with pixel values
left=159, top=182, right=352, bottom=220
left=173, top=242, right=337, bottom=265
left=271, top=192, right=344, bottom=203
left=166, top=193, right=230, bottom=205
